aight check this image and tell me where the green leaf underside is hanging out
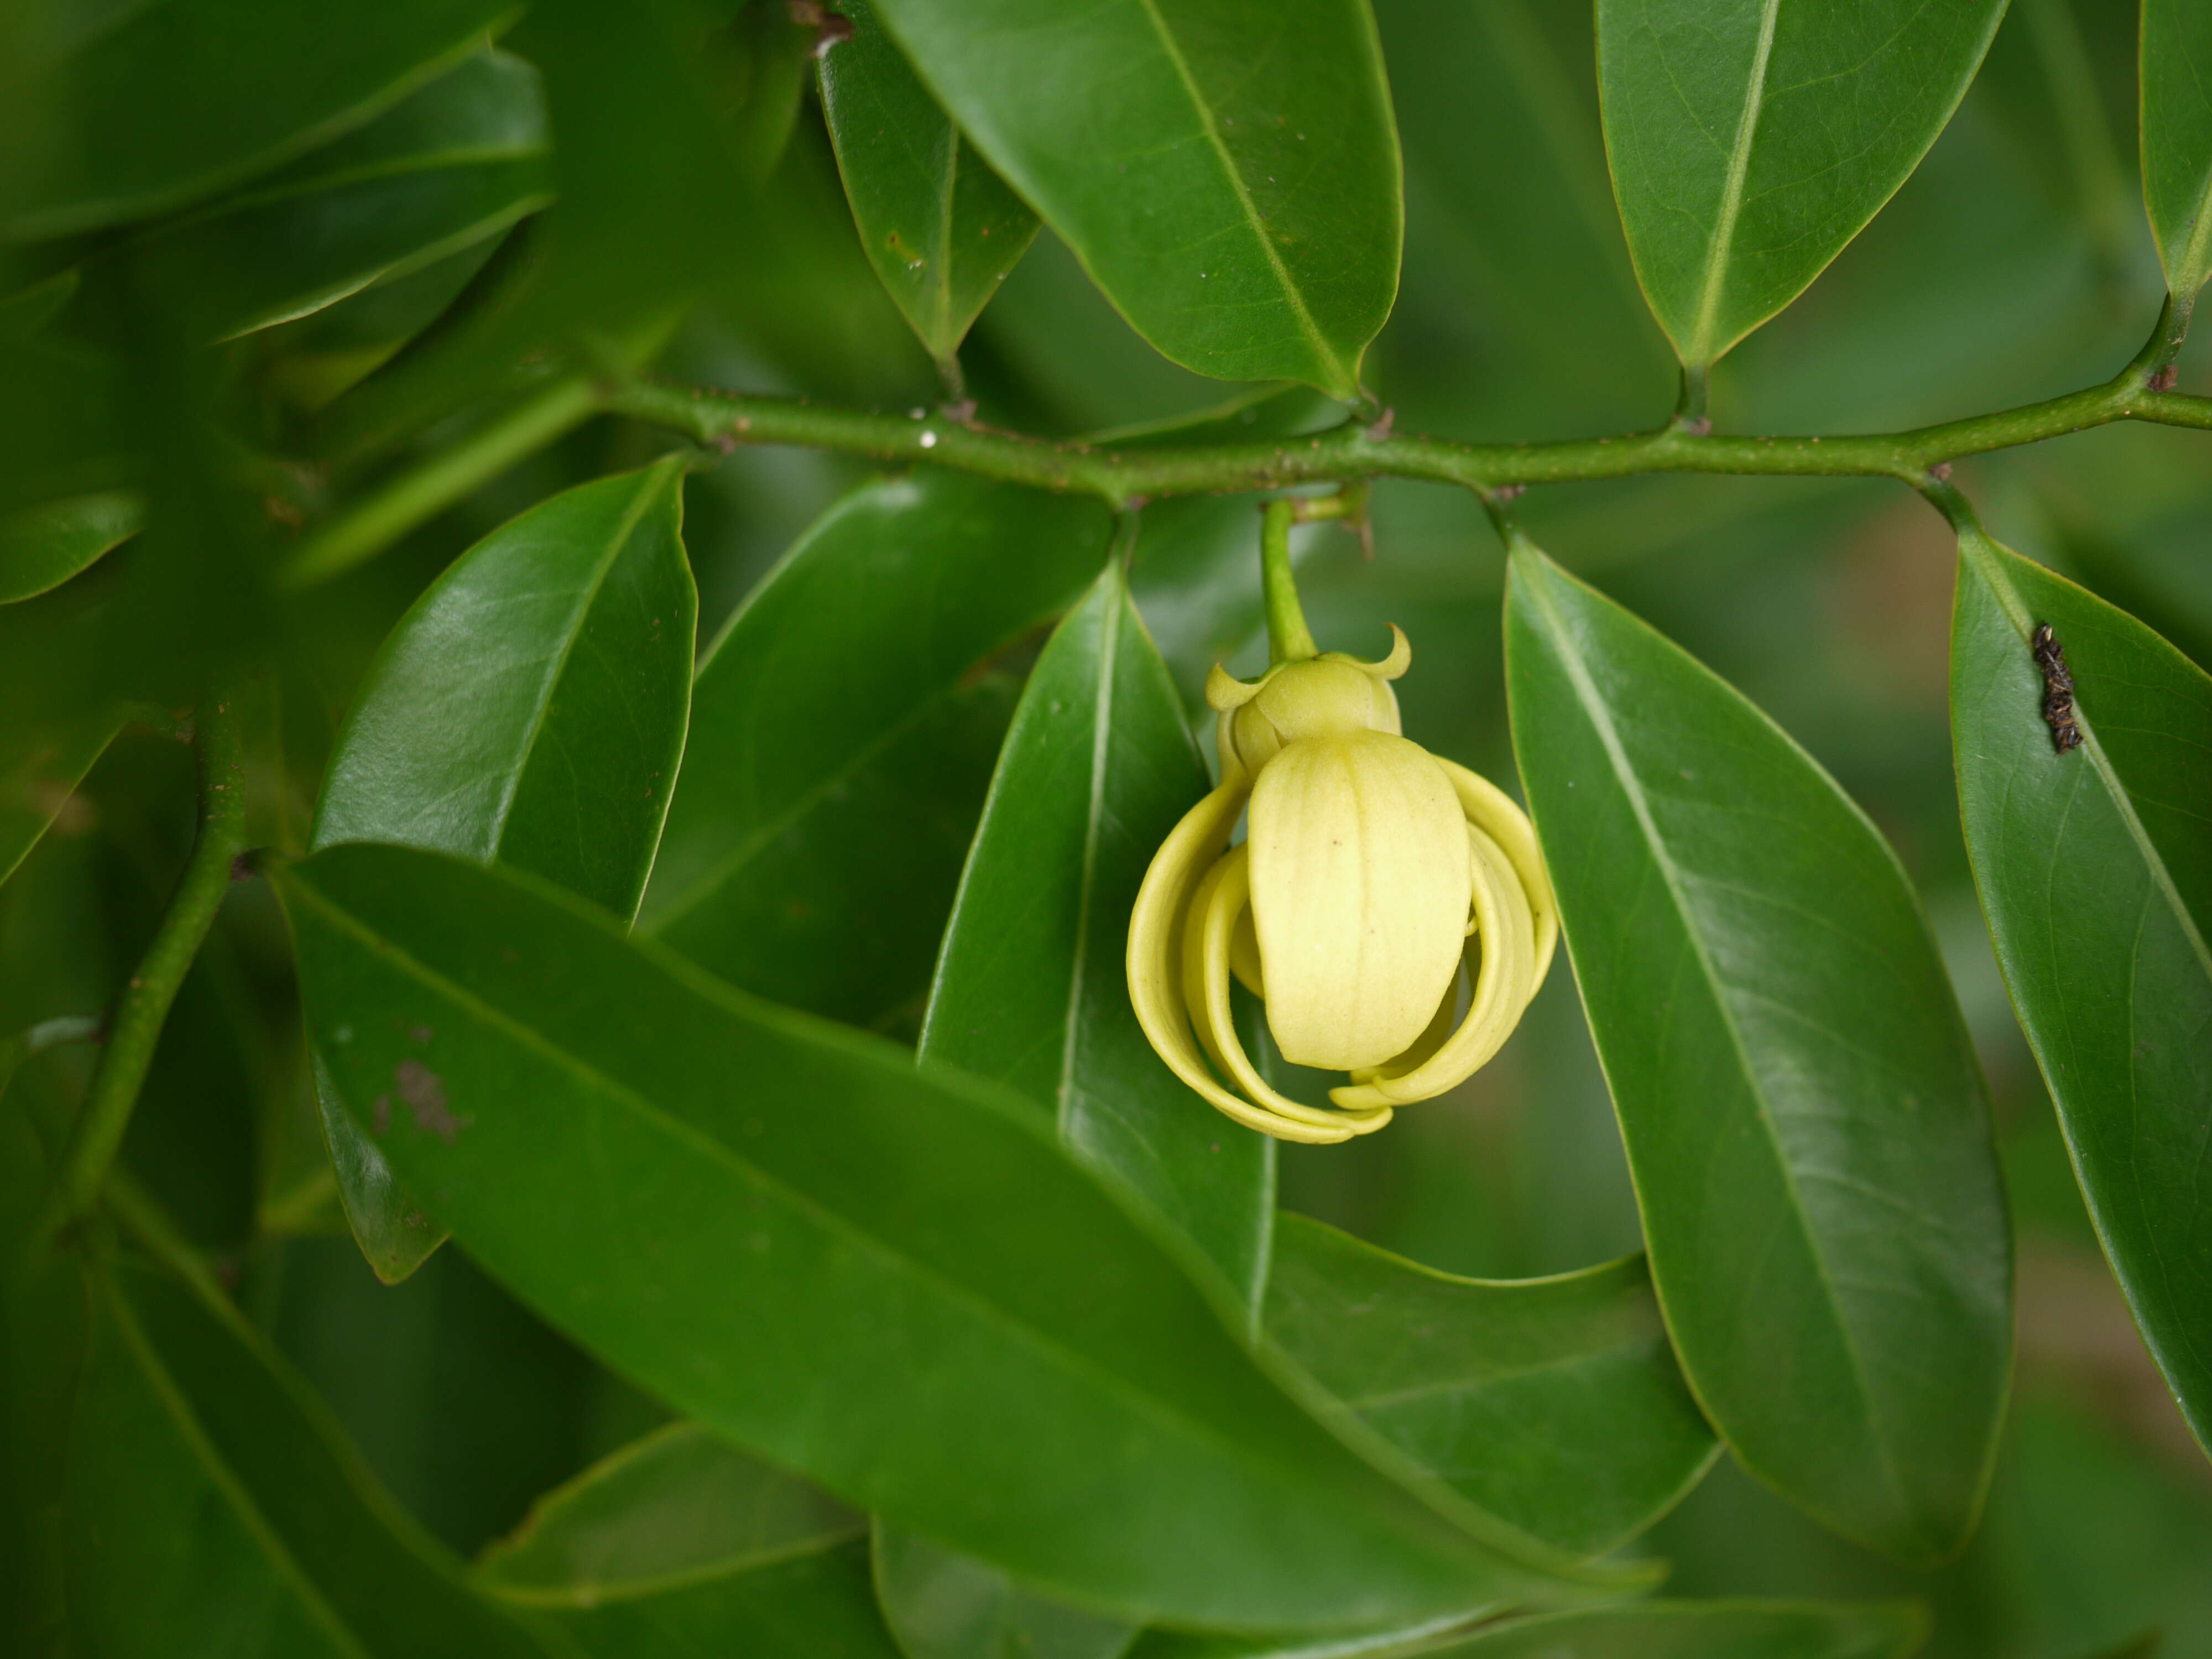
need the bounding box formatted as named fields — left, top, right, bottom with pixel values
left=549, top=1538, right=901, bottom=1658
left=311, top=456, right=694, bottom=1281
left=1950, top=534, right=2212, bottom=1455
left=1, top=705, right=121, bottom=889
left=874, top=1522, right=1140, bottom=1659
left=66, top=1256, right=556, bottom=1658
left=1596, top=0, right=2007, bottom=367
left=11, top=0, right=519, bottom=241
left=117, top=49, right=552, bottom=343
left=2142, top=0, right=2212, bottom=296
left=283, top=843, right=1611, bottom=1629
left=1127, top=1599, right=1925, bottom=1659
left=1505, top=546, right=2011, bottom=1563
left=639, top=474, right=1112, bottom=1024
left=817, top=0, right=1041, bottom=363
left=477, top=1420, right=860, bottom=1603
left=870, top=0, right=1402, bottom=397
left=1264, top=1215, right=1717, bottom=1558
left=0, top=491, right=141, bottom=605
left=923, top=561, right=1276, bottom=1319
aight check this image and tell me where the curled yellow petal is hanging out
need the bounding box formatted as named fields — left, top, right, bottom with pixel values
left=1126, top=778, right=1256, bottom=1121
left=1247, top=732, right=1470, bottom=1071
left=1437, top=755, right=1557, bottom=988
left=1330, top=822, right=1536, bottom=1110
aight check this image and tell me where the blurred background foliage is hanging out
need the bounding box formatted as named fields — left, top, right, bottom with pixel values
left=3, top=0, right=2209, bottom=1653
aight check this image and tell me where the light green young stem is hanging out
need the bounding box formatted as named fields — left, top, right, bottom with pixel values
left=1261, top=498, right=1318, bottom=665
left=24, top=691, right=249, bottom=1261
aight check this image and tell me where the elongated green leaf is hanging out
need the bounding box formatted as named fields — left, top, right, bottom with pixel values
left=312, top=457, right=694, bottom=1281
left=64, top=1245, right=559, bottom=1658
left=1596, top=0, right=2007, bottom=367
left=1504, top=542, right=2010, bottom=1564
left=1950, top=530, right=2212, bottom=1455
left=9, top=0, right=517, bottom=241
left=0, top=707, right=119, bottom=890
left=0, top=491, right=139, bottom=605
left=121, top=49, right=551, bottom=343
left=2143, top=0, right=2212, bottom=297
left=1264, top=1215, right=1715, bottom=1558
left=1129, top=1599, right=1926, bottom=1659
left=870, top=0, right=1402, bottom=397
left=315, top=455, right=693, bottom=923
left=283, top=843, right=1612, bottom=1629
left=924, top=561, right=1274, bottom=1314
left=874, top=1524, right=1140, bottom=1659
left=640, top=474, right=1112, bottom=1027
left=818, top=0, right=1040, bottom=367
left=472, top=1420, right=892, bottom=1657
left=477, top=1421, right=861, bottom=1603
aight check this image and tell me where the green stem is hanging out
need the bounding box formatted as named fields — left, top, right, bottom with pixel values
left=604, top=337, right=2212, bottom=510
left=24, top=690, right=249, bottom=1261
left=1260, top=498, right=1318, bottom=664
left=279, top=374, right=602, bottom=588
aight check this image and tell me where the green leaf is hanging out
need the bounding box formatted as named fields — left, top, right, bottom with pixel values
left=1595, top=0, right=2007, bottom=368
left=873, top=1524, right=1140, bottom=1659
left=117, top=49, right=551, bottom=344
left=1264, top=1214, right=1716, bottom=1558
left=477, top=1421, right=861, bottom=1603
left=282, top=842, right=1612, bottom=1629
left=311, top=456, right=695, bottom=1281
left=0, top=492, right=140, bottom=606
left=639, top=474, right=1112, bottom=1027
left=869, top=0, right=1403, bottom=397
left=9, top=0, right=518, bottom=241
left=817, top=0, right=1040, bottom=369
left=924, top=561, right=1275, bottom=1315
left=1950, top=529, right=2212, bottom=1457
left=1504, top=542, right=2011, bottom=1563
left=0, top=706, right=119, bottom=890
left=1129, top=1599, right=1926, bottom=1659
left=64, top=1239, right=559, bottom=1658
left=474, top=1420, right=893, bottom=1657
left=2142, top=0, right=2212, bottom=298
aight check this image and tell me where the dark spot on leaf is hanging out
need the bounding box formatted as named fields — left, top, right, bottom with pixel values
left=371, top=1094, right=392, bottom=1136
left=409, top=1025, right=432, bottom=1044
left=395, top=1060, right=467, bottom=1144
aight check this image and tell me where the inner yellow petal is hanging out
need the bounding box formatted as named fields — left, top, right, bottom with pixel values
left=1248, top=733, right=1471, bottom=1071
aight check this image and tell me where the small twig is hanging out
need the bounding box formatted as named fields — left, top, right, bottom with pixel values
left=23, top=687, right=249, bottom=1265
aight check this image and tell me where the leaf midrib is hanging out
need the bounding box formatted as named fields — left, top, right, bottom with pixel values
left=1686, top=0, right=1783, bottom=363
left=1517, top=558, right=1912, bottom=1528
left=288, top=872, right=1489, bottom=1575
left=1131, top=0, right=1346, bottom=389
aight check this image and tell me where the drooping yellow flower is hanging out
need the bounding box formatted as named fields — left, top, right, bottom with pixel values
left=1126, top=627, right=1556, bottom=1144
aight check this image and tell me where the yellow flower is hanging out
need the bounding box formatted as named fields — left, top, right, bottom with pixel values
left=1126, top=628, right=1556, bottom=1144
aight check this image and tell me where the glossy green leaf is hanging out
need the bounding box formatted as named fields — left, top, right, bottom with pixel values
left=121, top=49, right=551, bottom=343
left=640, top=474, right=1112, bottom=1027
left=315, top=455, right=694, bottom=919
left=477, top=1420, right=862, bottom=1603
left=0, top=491, right=140, bottom=605
left=1264, top=1214, right=1715, bottom=1558
left=472, top=1419, right=892, bottom=1657
left=818, top=0, right=1040, bottom=368
left=0, top=708, right=119, bottom=890
left=924, top=561, right=1275, bottom=1314
left=1504, top=542, right=2011, bottom=1563
left=1950, top=529, right=2212, bottom=1455
left=2142, top=0, right=2212, bottom=297
left=870, top=0, right=1402, bottom=397
left=1128, top=1599, right=1926, bottom=1659
left=64, top=1246, right=559, bottom=1658
left=1596, top=0, right=2007, bottom=367
left=311, top=456, right=694, bottom=1281
left=283, top=842, right=1612, bottom=1629
left=874, top=1524, right=1140, bottom=1659
left=8, top=0, right=518, bottom=241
